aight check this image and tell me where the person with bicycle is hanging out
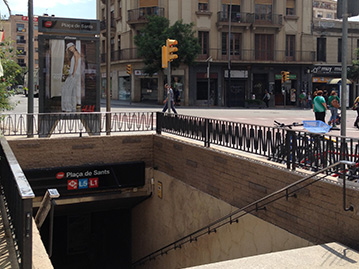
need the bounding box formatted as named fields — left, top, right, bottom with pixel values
left=313, top=90, right=327, bottom=123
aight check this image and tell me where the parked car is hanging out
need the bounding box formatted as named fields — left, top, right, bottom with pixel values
left=15, top=85, right=24, bottom=94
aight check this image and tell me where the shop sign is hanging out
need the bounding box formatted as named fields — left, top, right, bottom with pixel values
left=312, top=77, right=331, bottom=83
left=311, top=66, right=342, bottom=74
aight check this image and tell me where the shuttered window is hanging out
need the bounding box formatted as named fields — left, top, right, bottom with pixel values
left=139, top=0, right=158, bottom=7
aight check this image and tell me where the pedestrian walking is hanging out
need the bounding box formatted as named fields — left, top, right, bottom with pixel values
left=328, top=90, right=340, bottom=128
left=312, top=90, right=327, bottom=122
left=162, top=84, right=177, bottom=114
left=262, top=90, right=270, bottom=108
left=299, top=91, right=306, bottom=108
left=307, top=93, right=312, bottom=109
left=353, top=96, right=359, bottom=128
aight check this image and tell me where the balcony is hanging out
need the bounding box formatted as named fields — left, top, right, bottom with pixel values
left=253, top=13, right=283, bottom=28
left=127, top=7, right=164, bottom=26
left=100, top=18, right=116, bottom=37
left=217, top=11, right=253, bottom=29
left=100, top=48, right=140, bottom=63
left=197, top=48, right=315, bottom=63
left=17, top=28, right=26, bottom=33
left=16, top=40, right=26, bottom=44
left=17, top=50, right=26, bottom=56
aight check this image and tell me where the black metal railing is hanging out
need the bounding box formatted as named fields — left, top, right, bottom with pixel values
left=100, top=48, right=140, bottom=63
left=127, top=7, right=165, bottom=23
left=0, top=112, right=155, bottom=137
left=156, top=113, right=359, bottom=174
left=217, top=12, right=282, bottom=26
left=132, top=160, right=355, bottom=267
left=0, top=137, right=34, bottom=269
left=196, top=48, right=315, bottom=62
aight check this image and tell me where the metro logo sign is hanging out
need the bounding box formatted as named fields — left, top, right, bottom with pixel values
left=67, top=179, right=78, bottom=190
left=56, top=172, right=65, bottom=179
left=44, top=21, right=53, bottom=28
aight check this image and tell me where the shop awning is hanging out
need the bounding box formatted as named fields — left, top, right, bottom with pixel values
left=328, top=78, right=352, bottom=84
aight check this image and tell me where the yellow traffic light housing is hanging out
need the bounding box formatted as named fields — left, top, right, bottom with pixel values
left=281, top=71, right=290, bottom=83
left=162, top=45, right=168, bottom=69
left=126, top=64, right=131, bottom=75
left=284, top=71, right=290, bottom=81
left=166, top=39, right=178, bottom=62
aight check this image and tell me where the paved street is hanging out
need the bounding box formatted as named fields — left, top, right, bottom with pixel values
left=7, top=94, right=359, bottom=139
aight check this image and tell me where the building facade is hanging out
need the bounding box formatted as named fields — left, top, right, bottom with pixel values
left=97, top=0, right=359, bottom=107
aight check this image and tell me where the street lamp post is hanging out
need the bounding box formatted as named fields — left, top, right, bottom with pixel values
left=341, top=0, right=348, bottom=137
left=27, top=0, right=34, bottom=137
left=206, top=56, right=212, bottom=107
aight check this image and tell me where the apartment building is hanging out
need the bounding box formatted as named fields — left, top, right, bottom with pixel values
left=8, top=14, right=39, bottom=70
left=313, top=0, right=337, bottom=19
left=97, top=0, right=359, bottom=107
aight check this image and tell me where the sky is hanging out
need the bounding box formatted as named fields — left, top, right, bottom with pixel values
left=0, top=0, right=358, bottom=22
left=0, top=0, right=96, bottom=20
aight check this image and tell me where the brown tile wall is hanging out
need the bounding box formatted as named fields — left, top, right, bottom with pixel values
left=153, top=135, right=359, bottom=250
left=8, top=134, right=359, bottom=250
left=8, top=135, right=154, bottom=169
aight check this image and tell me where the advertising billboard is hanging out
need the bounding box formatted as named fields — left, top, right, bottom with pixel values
left=39, top=35, right=100, bottom=113
left=37, top=17, right=100, bottom=136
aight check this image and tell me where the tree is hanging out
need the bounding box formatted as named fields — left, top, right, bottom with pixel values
left=134, top=16, right=201, bottom=76
left=348, top=48, right=359, bottom=82
left=0, top=39, right=26, bottom=111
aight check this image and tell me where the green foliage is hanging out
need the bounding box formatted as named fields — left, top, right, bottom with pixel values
left=348, top=48, right=359, bottom=82
left=0, top=38, right=26, bottom=111
left=134, top=16, right=201, bottom=76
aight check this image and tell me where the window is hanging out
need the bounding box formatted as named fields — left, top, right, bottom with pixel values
left=118, top=0, right=122, bottom=18
left=16, top=23, right=25, bottom=32
left=338, top=39, right=342, bottom=63
left=198, top=31, right=209, bottom=56
left=17, top=59, right=25, bottom=66
left=17, top=48, right=25, bottom=56
left=255, top=34, right=273, bottom=60
left=198, top=0, right=209, bottom=12
left=118, top=35, right=121, bottom=51
left=317, top=38, right=326, bottom=62
left=255, top=1, right=272, bottom=21
left=286, top=0, right=295, bottom=15
left=221, top=2, right=241, bottom=22
left=222, top=32, right=241, bottom=59
left=16, top=35, right=25, bottom=44
left=34, top=25, right=38, bottom=30
left=317, top=12, right=323, bottom=18
left=286, top=35, right=295, bottom=60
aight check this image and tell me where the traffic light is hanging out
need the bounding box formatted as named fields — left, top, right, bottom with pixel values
left=162, top=45, right=168, bottom=69
left=337, top=0, right=359, bottom=19
left=284, top=71, right=290, bottom=81
left=126, top=64, right=131, bottom=75
left=281, top=71, right=290, bottom=83
left=166, top=39, right=178, bottom=62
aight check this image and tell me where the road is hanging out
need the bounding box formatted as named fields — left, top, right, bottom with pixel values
left=7, top=94, right=359, bottom=139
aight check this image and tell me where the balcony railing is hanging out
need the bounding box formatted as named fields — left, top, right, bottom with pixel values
left=16, top=40, right=26, bottom=44
left=100, top=18, right=116, bottom=31
left=101, top=48, right=140, bottom=63
left=217, top=11, right=254, bottom=24
left=197, top=49, right=316, bottom=62
left=128, top=7, right=164, bottom=23
left=217, top=12, right=282, bottom=26
left=254, top=13, right=283, bottom=25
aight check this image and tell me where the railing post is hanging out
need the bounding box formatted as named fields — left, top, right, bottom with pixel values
left=285, top=130, right=296, bottom=170
left=156, top=112, right=162, bottom=134
left=205, top=118, right=210, bottom=147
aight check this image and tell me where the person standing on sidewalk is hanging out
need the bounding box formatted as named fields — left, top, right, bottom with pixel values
left=162, top=84, right=177, bottom=114
left=313, top=90, right=327, bottom=122
left=328, top=90, right=340, bottom=128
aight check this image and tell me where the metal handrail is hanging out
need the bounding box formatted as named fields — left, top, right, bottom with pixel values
left=132, top=161, right=355, bottom=267
left=0, top=137, right=35, bottom=269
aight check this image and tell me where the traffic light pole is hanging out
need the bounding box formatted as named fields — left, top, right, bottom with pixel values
left=341, top=0, right=348, bottom=137
left=167, top=61, right=171, bottom=113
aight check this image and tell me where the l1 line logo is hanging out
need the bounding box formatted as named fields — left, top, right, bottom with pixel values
left=67, top=178, right=99, bottom=190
